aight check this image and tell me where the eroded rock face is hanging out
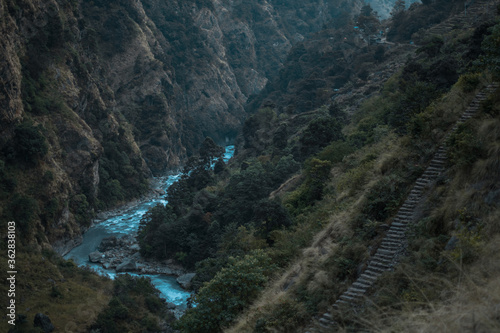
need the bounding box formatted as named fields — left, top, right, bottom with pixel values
left=0, top=0, right=359, bottom=248
left=177, top=273, right=196, bottom=290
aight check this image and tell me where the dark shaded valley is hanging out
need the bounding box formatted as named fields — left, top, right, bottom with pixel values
left=1, top=0, right=500, bottom=332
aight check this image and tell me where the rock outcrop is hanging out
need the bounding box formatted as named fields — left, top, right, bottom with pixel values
left=33, top=313, right=55, bottom=333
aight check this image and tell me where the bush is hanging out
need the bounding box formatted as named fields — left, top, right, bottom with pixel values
left=446, top=123, right=483, bottom=169
left=300, top=117, right=344, bottom=154
left=254, top=297, right=309, bottom=332
left=70, top=194, right=92, bottom=227
left=475, top=22, right=500, bottom=78
left=457, top=73, right=482, bottom=93
left=417, top=35, right=444, bottom=57
left=177, top=250, right=275, bottom=332
left=8, top=194, right=38, bottom=234
left=7, top=121, right=48, bottom=166
left=363, top=174, right=406, bottom=222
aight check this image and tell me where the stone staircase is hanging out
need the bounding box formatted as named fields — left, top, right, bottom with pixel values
left=304, top=82, right=499, bottom=333
left=413, top=0, right=500, bottom=42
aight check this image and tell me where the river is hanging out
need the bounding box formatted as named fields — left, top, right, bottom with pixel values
left=64, top=145, right=235, bottom=310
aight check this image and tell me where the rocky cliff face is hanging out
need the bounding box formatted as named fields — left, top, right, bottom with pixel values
left=0, top=0, right=359, bottom=249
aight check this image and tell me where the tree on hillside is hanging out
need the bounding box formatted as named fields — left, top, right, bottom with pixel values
left=391, top=0, right=406, bottom=16
left=177, top=250, right=275, bottom=332
left=358, top=4, right=380, bottom=34
left=476, top=22, right=500, bottom=78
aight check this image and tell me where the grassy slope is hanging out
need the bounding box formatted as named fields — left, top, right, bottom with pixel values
left=228, top=78, right=500, bottom=333
left=0, top=250, right=112, bottom=332
left=226, top=16, right=500, bottom=332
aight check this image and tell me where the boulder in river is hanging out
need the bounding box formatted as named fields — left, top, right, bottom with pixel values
left=116, top=259, right=137, bottom=272
left=98, top=236, right=118, bottom=252
left=177, top=273, right=196, bottom=289
left=89, top=251, right=104, bottom=263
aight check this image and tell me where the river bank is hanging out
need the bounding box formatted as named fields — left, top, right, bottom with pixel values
left=64, top=145, right=235, bottom=310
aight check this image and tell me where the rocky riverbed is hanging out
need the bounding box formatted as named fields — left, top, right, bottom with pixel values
left=87, top=234, right=196, bottom=289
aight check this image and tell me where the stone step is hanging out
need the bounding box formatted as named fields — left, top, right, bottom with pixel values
left=366, top=264, right=387, bottom=274
left=339, top=294, right=356, bottom=302
left=424, top=167, right=442, bottom=172
left=323, top=313, right=333, bottom=320
left=394, top=211, right=417, bottom=217
left=380, top=245, right=399, bottom=252
left=348, top=285, right=367, bottom=294
left=413, top=184, right=426, bottom=190
left=393, top=214, right=412, bottom=220
left=357, top=277, right=377, bottom=286
left=344, top=290, right=364, bottom=298
left=319, top=317, right=335, bottom=326
left=388, top=227, right=406, bottom=233
left=371, top=254, right=392, bottom=263
left=387, top=231, right=405, bottom=238
left=386, top=230, right=405, bottom=237
left=372, top=255, right=393, bottom=263
left=352, top=281, right=372, bottom=289
left=380, top=241, right=400, bottom=249
left=420, top=172, right=439, bottom=178
left=429, top=160, right=445, bottom=166
left=384, top=237, right=404, bottom=244
left=426, top=166, right=445, bottom=172
left=388, top=226, right=406, bottom=233
left=359, top=272, right=379, bottom=281
left=397, top=211, right=413, bottom=217
left=363, top=269, right=383, bottom=278
left=391, top=221, right=409, bottom=228
left=370, top=260, right=391, bottom=270
left=381, top=239, right=401, bottom=246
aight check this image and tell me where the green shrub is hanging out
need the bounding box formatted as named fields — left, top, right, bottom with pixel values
left=474, top=22, right=500, bottom=78
left=363, top=174, right=406, bottom=222
left=457, top=73, right=482, bottom=93
left=8, top=121, right=48, bottom=166
left=446, top=123, right=483, bottom=169
left=177, top=250, right=275, bottom=332
left=254, top=298, right=309, bottom=332
left=8, top=194, right=38, bottom=234
left=416, top=35, right=444, bottom=57
left=316, top=140, right=355, bottom=163
left=70, top=194, right=92, bottom=227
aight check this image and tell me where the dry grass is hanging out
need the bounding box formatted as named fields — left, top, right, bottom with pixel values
left=0, top=252, right=112, bottom=332
left=343, top=235, right=500, bottom=333
left=227, top=79, right=499, bottom=333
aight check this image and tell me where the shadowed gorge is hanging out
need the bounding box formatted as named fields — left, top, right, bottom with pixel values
left=1, top=0, right=500, bottom=332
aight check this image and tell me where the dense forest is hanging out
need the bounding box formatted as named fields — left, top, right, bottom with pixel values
left=1, top=0, right=500, bottom=332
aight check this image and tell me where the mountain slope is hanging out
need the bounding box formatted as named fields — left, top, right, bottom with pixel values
left=0, top=0, right=359, bottom=251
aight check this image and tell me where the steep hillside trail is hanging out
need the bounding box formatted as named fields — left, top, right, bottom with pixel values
left=304, top=82, right=499, bottom=333
left=413, top=0, right=500, bottom=42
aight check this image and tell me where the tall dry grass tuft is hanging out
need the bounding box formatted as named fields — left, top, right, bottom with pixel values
left=347, top=235, right=500, bottom=333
